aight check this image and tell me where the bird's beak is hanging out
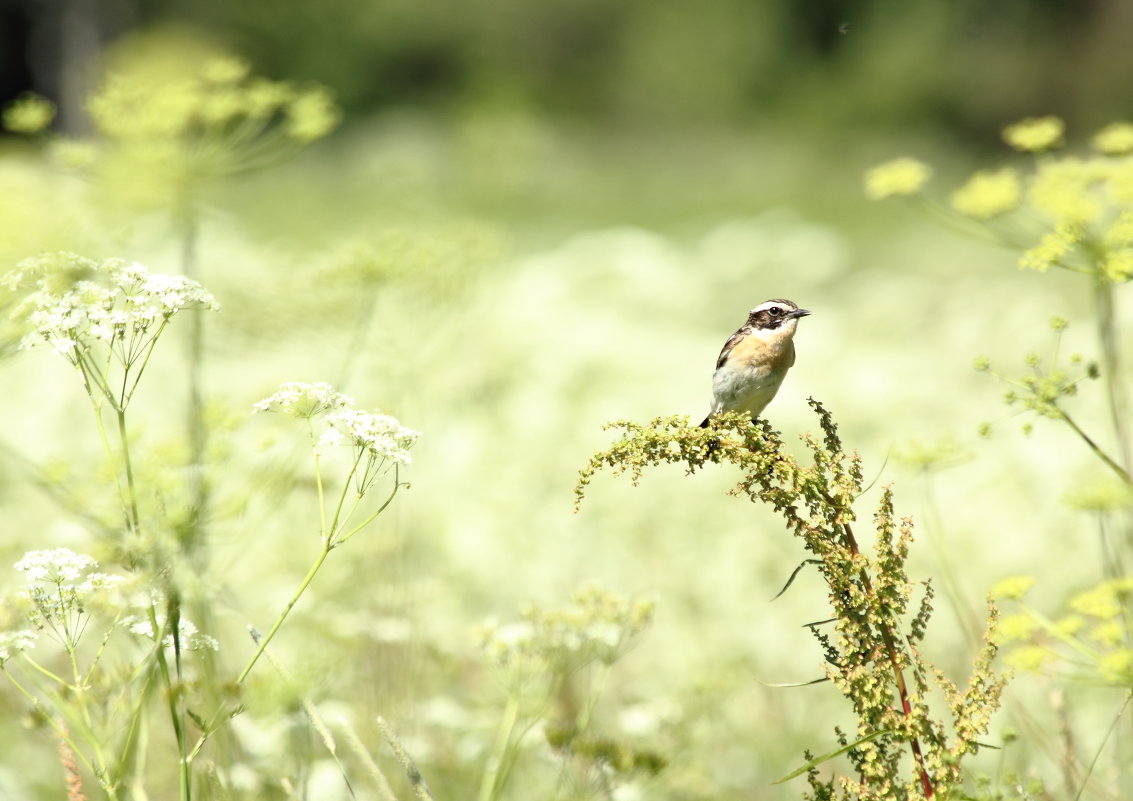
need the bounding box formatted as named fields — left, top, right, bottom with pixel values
left=790, top=308, right=811, bottom=319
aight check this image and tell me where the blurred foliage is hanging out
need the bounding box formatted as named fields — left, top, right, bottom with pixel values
left=2, top=6, right=1133, bottom=800
left=4, top=1, right=1133, bottom=140
left=119, top=0, right=1133, bottom=138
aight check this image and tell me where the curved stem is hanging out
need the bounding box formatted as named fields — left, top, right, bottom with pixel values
left=337, top=466, right=402, bottom=546
left=236, top=544, right=331, bottom=685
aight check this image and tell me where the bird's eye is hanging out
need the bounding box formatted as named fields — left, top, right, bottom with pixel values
left=768, top=306, right=782, bottom=316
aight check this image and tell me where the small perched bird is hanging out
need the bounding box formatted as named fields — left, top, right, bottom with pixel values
left=699, top=298, right=811, bottom=428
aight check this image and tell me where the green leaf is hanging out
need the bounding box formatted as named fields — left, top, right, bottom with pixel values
left=755, top=676, right=829, bottom=688
left=771, top=559, right=822, bottom=600
left=773, top=729, right=893, bottom=784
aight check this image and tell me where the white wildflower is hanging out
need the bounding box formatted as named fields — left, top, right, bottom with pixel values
left=0, top=630, right=39, bottom=666
left=253, top=381, right=355, bottom=418
left=7, top=257, right=217, bottom=394
left=12, top=549, right=125, bottom=641
left=8, top=253, right=218, bottom=377
left=320, top=408, right=419, bottom=465
left=15, top=548, right=96, bottom=584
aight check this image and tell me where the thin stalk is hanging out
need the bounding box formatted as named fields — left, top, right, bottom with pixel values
left=1, top=671, right=113, bottom=796
left=309, top=418, right=328, bottom=538
left=236, top=544, right=331, bottom=685
left=1072, top=690, right=1132, bottom=801
left=178, top=204, right=208, bottom=552
left=1093, top=278, right=1131, bottom=471
left=337, top=717, right=399, bottom=801
left=147, top=605, right=190, bottom=801
left=337, top=467, right=403, bottom=546
left=576, top=662, right=611, bottom=733
left=326, top=450, right=366, bottom=542
left=123, top=319, right=169, bottom=405
left=86, top=397, right=133, bottom=536
left=1057, top=409, right=1133, bottom=485
left=478, top=695, right=520, bottom=801
left=63, top=636, right=114, bottom=784
left=116, top=410, right=142, bottom=533
left=21, top=654, right=70, bottom=686
left=376, top=715, right=435, bottom=801
left=114, top=658, right=158, bottom=786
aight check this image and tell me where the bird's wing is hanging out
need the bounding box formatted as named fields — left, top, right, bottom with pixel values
left=714, top=329, right=748, bottom=370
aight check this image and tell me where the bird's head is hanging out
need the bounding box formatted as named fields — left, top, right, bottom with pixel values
left=746, top=298, right=811, bottom=334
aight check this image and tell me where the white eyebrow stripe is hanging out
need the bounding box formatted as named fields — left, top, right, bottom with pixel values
left=750, top=300, right=792, bottom=315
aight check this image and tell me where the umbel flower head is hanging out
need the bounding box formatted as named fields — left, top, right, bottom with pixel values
left=864, top=157, right=932, bottom=199
left=12, top=547, right=126, bottom=650
left=4, top=252, right=219, bottom=406
left=1003, top=116, right=1066, bottom=152
left=868, top=116, right=1133, bottom=283
left=320, top=408, right=419, bottom=466
left=39, top=40, right=341, bottom=210
left=253, top=381, right=355, bottom=418
left=254, top=381, right=419, bottom=491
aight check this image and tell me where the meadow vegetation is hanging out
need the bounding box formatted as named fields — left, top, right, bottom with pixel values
left=0, top=32, right=1132, bottom=801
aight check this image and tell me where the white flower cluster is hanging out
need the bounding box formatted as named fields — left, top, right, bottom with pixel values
left=15, top=547, right=97, bottom=583
left=7, top=252, right=219, bottom=360
left=252, top=381, right=355, bottom=418
left=0, top=629, right=38, bottom=666
left=320, top=408, right=419, bottom=465
left=13, top=548, right=125, bottom=636
left=254, top=381, right=419, bottom=468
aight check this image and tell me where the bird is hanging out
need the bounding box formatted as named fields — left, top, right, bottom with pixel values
left=699, top=298, right=810, bottom=428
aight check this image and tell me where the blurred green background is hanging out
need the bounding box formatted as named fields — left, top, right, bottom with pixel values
left=2, top=1, right=1131, bottom=799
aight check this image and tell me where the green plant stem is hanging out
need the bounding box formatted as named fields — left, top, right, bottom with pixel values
left=309, top=419, right=328, bottom=537
left=338, top=466, right=403, bottom=546
left=177, top=202, right=208, bottom=555
left=338, top=717, right=400, bottom=801
left=236, top=543, right=331, bottom=685
left=2, top=669, right=117, bottom=797
left=1093, top=278, right=1131, bottom=471
left=147, top=605, right=190, bottom=801
left=479, top=695, right=520, bottom=801
left=62, top=636, right=115, bottom=785
left=1073, top=690, right=1133, bottom=801
left=21, top=654, right=70, bottom=686
left=327, top=451, right=365, bottom=542
left=123, top=319, right=169, bottom=405
left=578, top=663, right=611, bottom=733
left=1057, top=408, right=1133, bottom=485
left=116, top=410, right=142, bottom=533
left=376, top=715, right=436, bottom=801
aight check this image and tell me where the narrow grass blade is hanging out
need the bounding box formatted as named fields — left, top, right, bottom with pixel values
left=772, top=559, right=822, bottom=600
left=773, top=729, right=893, bottom=784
